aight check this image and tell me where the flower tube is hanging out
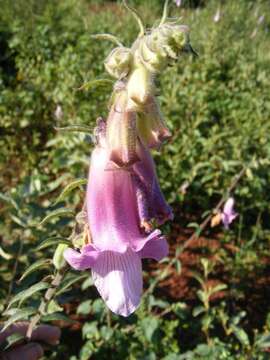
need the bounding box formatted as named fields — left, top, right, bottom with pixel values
left=64, top=121, right=169, bottom=316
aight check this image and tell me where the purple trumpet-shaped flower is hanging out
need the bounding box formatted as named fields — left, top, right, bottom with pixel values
left=175, top=0, right=182, bottom=7
left=64, top=120, right=170, bottom=316
left=221, top=197, right=238, bottom=229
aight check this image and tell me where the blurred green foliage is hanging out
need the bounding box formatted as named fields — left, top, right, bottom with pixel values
left=1, top=0, right=270, bottom=359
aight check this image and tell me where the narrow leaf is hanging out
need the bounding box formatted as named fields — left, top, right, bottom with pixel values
left=54, top=125, right=93, bottom=134
left=39, top=208, right=74, bottom=226
left=35, top=237, right=71, bottom=251
left=8, top=282, right=50, bottom=308
left=19, top=259, right=52, bottom=282
left=77, top=78, right=114, bottom=91
left=2, top=308, right=36, bottom=332
left=41, top=312, right=76, bottom=323
left=0, top=245, right=13, bottom=260
left=54, top=179, right=87, bottom=204
left=0, top=193, right=20, bottom=211
left=209, top=284, right=227, bottom=296
left=4, top=333, right=25, bottom=350
left=56, top=273, right=88, bottom=296
left=193, top=306, right=205, bottom=317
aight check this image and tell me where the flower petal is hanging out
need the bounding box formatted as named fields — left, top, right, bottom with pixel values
left=134, top=140, right=173, bottom=224
left=87, top=145, right=170, bottom=253
left=222, top=197, right=238, bottom=228
left=64, top=245, right=99, bottom=270
left=139, top=235, right=168, bottom=261
left=92, top=249, right=142, bottom=317
left=223, top=198, right=234, bottom=214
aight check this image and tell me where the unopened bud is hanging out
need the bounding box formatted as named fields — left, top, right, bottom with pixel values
left=104, top=47, right=132, bottom=79
left=53, top=244, right=69, bottom=270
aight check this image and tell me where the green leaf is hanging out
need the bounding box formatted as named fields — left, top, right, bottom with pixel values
left=8, top=282, right=50, bottom=308
left=54, top=125, right=93, bottom=134
left=47, top=300, right=63, bottom=314
left=209, top=284, right=227, bottom=296
left=202, top=314, right=212, bottom=331
left=39, top=208, right=74, bottom=226
left=81, top=277, right=94, bottom=290
left=174, top=259, right=182, bottom=274
left=231, top=325, right=250, bottom=347
left=2, top=308, right=36, bottom=332
left=141, top=317, right=159, bottom=342
left=3, top=333, right=25, bottom=350
left=19, top=259, right=52, bottom=282
left=197, top=290, right=208, bottom=304
left=10, top=214, right=27, bottom=228
left=192, top=306, right=205, bottom=317
left=35, top=237, right=71, bottom=251
left=191, top=271, right=204, bottom=286
left=77, top=300, right=92, bottom=315
left=195, top=344, right=212, bottom=356
left=0, top=245, right=13, bottom=260
left=0, top=193, right=20, bottom=211
left=255, top=334, right=270, bottom=349
left=54, top=178, right=87, bottom=204
left=56, top=273, right=88, bottom=296
left=187, top=222, right=199, bottom=228
left=77, top=78, right=114, bottom=91
left=41, top=312, right=76, bottom=323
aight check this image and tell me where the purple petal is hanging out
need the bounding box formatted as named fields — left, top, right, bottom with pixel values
left=64, top=245, right=99, bottom=270
left=139, top=235, right=168, bottom=261
left=223, top=197, right=235, bottom=215
left=134, top=140, right=173, bottom=224
left=87, top=143, right=171, bottom=253
left=92, top=249, right=142, bottom=316
left=222, top=197, right=238, bottom=228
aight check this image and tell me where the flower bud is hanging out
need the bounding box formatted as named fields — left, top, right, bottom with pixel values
left=137, top=36, right=168, bottom=73
left=126, top=64, right=154, bottom=111
left=53, top=244, right=69, bottom=270
left=104, top=47, right=132, bottom=79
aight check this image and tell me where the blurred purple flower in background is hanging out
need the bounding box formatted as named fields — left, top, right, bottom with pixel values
left=175, top=0, right=182, bottom=7
left=258, top=15, right=265, bottom=25
left=221, top=197, right=238, bottom=229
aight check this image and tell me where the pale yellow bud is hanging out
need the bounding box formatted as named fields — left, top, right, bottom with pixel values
left=126, top=64, right=154, bottom=111
left=104, top=47, right=132, bottom=79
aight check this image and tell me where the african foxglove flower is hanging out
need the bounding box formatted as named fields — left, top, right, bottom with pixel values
left=221, top=197, right=238, bottom=229
left=64, top=120, right=170, bottom=316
